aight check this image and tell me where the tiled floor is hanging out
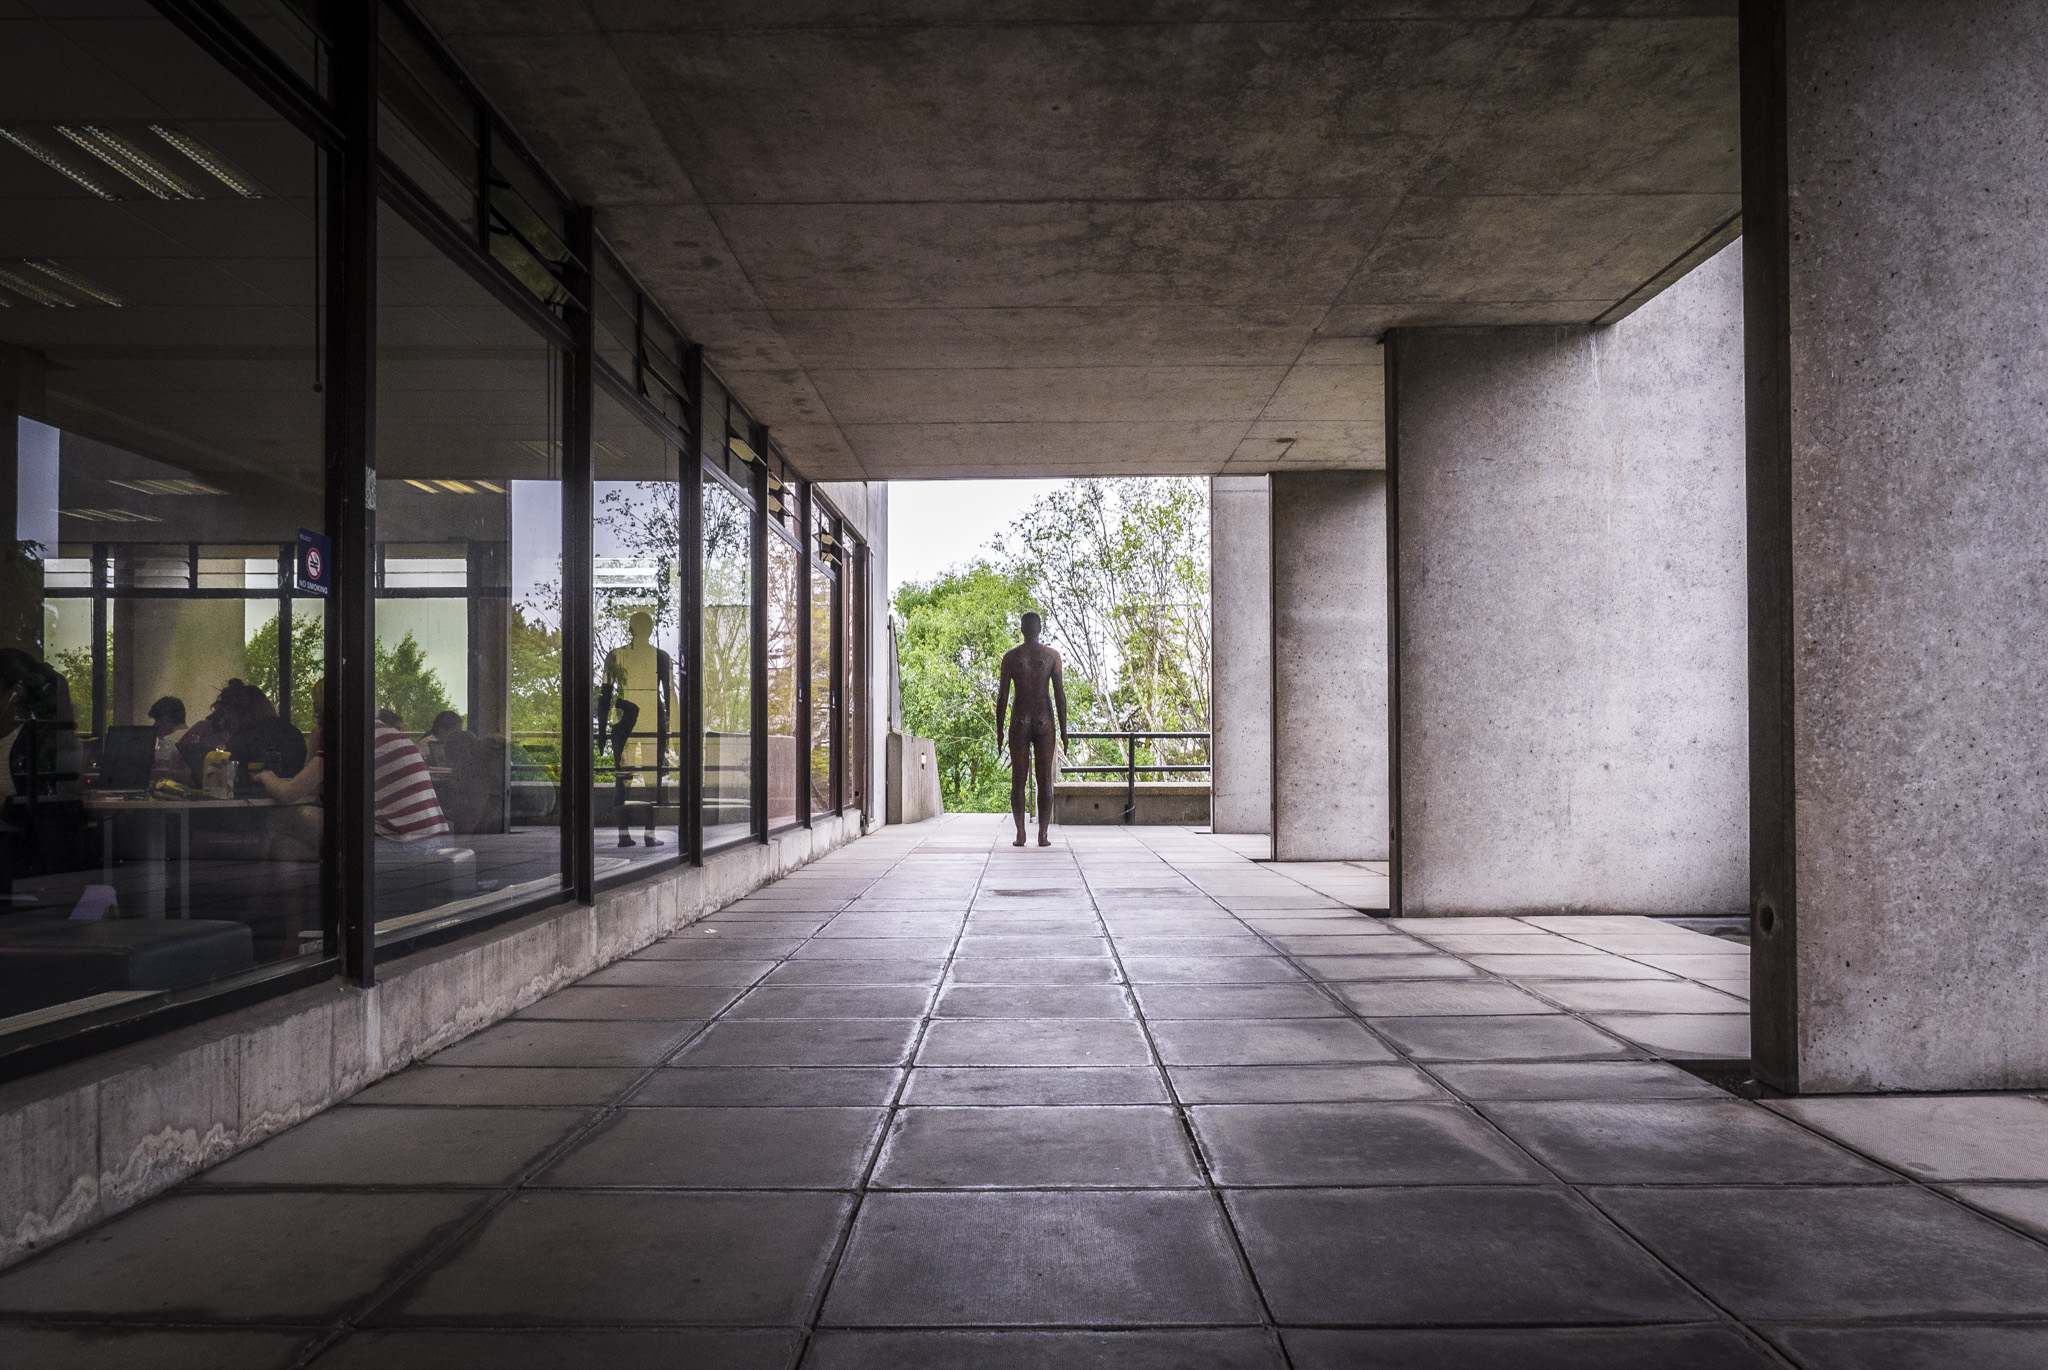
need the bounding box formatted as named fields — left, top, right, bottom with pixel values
left=4, top=815, right=2047, bottom=1368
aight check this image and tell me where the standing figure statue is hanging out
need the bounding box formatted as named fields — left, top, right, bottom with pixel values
left=599, top=611, right=672, bottom=848
left=995, top=611, right=1070, bottom=848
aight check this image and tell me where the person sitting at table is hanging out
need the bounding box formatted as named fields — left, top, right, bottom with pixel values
left=208, top=679, right=308, bottom=783
left=0, top=648, right=87, bottom=889
left=147, top=696, right=188, bottom=777
left=256, top=683, right=322, bottom=861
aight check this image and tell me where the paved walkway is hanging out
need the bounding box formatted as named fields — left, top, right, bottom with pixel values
left=3, top=816, right=2047, bottom=1368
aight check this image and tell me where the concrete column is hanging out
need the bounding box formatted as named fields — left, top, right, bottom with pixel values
left=1387, top=243, right=1748, bottom=919
left=1271, top=471, right=1388, bottom=862
left=1745, top=1, right=2048, bottom=1092
left=1208, top=476, right=1270, bottom=834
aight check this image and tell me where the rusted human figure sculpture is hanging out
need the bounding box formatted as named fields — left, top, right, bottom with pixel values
left=995, top=611, right=1070, bottom=848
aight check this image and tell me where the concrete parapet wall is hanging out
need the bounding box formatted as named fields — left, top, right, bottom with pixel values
left=0, top=813, right=863, bottom=1271
left=885, top=733, right=943, bottom=825
left=1056, top=782, right=1211, bottom=827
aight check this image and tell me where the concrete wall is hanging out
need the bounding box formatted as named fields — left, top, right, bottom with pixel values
left=1208, top=476, right=1271, bottom=834
left=1271, top=472, right=1389, bottom=862
left=0, top=813, right=865, bottom=1272
left=1389, top=243, right=1747, bottom=917
left=1747, top=2, right=2048, bottom=1092
left=885, top=732, right=942, bottom=825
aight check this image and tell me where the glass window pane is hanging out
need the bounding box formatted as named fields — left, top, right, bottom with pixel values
left=765, top=530, right=798, bottom=830
left=378, top=0, right=478, bottom=234
left=592, top=246, right=635, bottom=382
left=701, top=474, right=752, bottom=847
left=0, top=6, right=328, bottom=1030
left=487, top=141, right=572, bottom=311
left=594, top=386, right=679, bottom=873
left=374, top=203, right=563, bottom=942
left=843, top=539, right=866, bottom=817
left=810, top=557, right=834, bottom=816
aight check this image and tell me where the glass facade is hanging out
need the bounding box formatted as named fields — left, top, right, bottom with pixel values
left=372, top=203, right=565, bottom=942
left=0, top=4, right=328, bottom=1024
left=0, top=1, right=869, bottom=1079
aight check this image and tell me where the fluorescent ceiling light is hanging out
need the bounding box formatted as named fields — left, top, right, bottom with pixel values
left=0, top=127, right=120, bottom=199
left=147, top=125, right=263, bottom=198
left=59, top=125, right=199, bottom=199
left=432, top=479, right=475, bottom=493
left=475, top=480, right=506, bottom=494
left=106, top=477, right=223, bottom=496
left=62, top=508, right=162, bottom=523
left=404, top=479, right=439, bottom=493
left=0, top=259, right=125, bottom=308
left=0, top=124, right=266, bottom=200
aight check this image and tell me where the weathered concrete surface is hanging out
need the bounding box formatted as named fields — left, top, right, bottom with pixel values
left=1390, top=243, right=1747, bottom=918
left=414, top=3, right=1737, bottom=478
left=886, top=733, right=943, bottom=826
left=1209, top=476, right=1271, bottom=834
left=1748, top=2, right=2048, bottom=1093
left=0, top=814, right=864, bottom=1271
left=1272, top=472, right=1389, bottom=863
left=1056, top=782, right=1210, bottom=827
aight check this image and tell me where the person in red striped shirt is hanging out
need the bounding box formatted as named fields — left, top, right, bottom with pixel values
left=373, top=718, right=450, bottom=842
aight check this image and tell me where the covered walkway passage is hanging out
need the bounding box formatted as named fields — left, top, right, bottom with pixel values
left=4, top=816, right=2046, bottom=1367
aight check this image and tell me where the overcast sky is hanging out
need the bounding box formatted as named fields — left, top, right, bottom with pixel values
left=886, top=479, right=1069, bottom=598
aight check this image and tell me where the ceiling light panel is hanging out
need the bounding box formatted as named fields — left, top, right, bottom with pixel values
left=105, top=477, right=223, bottom=496
left=0, top=124, right=266, bottom=200
left=0, top=260, right=125, bottom=308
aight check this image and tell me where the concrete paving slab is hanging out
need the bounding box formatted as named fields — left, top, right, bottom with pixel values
left=1229, top=1187, right=1711, bottom=1325
left=1480, top=1100, right=1894, bottom=1185
left=633, top=1068, right=900, bottom=1108
left=820, top=1191, right=1260, bottom=1327
left=1190, top=1102, right=1548, bottom=1187
left=1592, top=1185, right=2048, bottom=1319
left=1768, top=1096, right=2048, bottom=1181
left=538, top=1107, right=887, bottom=1189
left=901, top=1067, right=1168, bottom=1107
left=872, top=1106, right=1199, bottom=1188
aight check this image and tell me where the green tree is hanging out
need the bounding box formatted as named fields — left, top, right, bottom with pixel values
left=893, top=561, right=1039, bottom=812
left=374, top=631, right=453, bottom=734
left=993, top=477, right=1210, bottom=770
left=243, top=609, right=325, bottom=723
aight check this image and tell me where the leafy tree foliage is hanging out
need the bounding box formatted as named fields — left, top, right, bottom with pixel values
left=894, top=478, right=1210, bottom=811
left=242, top=609, right=324, bottom=724
left=894, top=561, right=1040, bottom=812
left=374, top=630, right=454, bottom=734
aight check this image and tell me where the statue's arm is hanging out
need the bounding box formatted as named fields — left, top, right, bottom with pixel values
left=994, top=659, right=1012, bottom=740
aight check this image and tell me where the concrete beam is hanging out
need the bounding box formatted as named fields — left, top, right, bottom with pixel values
left=1388, top=243, right=1748, bottom=920
left=1745, top=0, right=2048, bottom=1093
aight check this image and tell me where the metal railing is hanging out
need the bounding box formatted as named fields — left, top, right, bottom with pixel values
left=1059, top=730, right=1210, bottom=825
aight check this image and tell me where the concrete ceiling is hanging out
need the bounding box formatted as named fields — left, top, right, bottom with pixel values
left=415, top=2, right=1739, bottom=481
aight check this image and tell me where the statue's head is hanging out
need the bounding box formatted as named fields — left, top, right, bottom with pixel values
left=629, top=611, right=654, bottom=642
left=1021, top=611, right=1041, bottom=642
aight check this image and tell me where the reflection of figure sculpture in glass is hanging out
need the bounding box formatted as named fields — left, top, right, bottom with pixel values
left=599, top=610, right=671, bottom=847
left=995, top=612, right=1070, bottom=848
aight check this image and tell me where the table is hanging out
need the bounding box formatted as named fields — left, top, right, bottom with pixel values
left=86, top=794, right=280, bottom=920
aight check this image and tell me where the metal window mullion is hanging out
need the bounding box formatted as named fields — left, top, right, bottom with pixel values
left=330, top=0, right=378, bottom=984
left=683, top=345, right=705, bottom=865
left=796, top=480, right=813, bottom=829
left=750, top=427, right=768, bottom=842
left=562, top=207, right=596, bottom=904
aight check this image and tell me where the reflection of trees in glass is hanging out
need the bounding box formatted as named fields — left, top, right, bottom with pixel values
left=595, top=481, right=678, bottom=659
left=766, top=535, right=798, bottom=740
left=244, top=609, right=323, bottom=723
left=50, top=633, right=109, bottom=727
left=810, top=582, right=833, bottom=807
left=702, top=482, right=752, bottom=734
left=375, top=631, right=453, bottom=733
left=508, top=602, right=562, bottom=783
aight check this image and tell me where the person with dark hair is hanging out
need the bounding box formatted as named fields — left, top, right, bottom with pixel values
left=0, top=647, right=86, bottom=884
left=182, top=679, right=306, bottom=786
left=147, top=695, right=188, bottom=774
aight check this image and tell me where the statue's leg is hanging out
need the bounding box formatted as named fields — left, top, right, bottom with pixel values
left=1009, top=734, right=1029, bottom=846
left=614, top=741, right=633, bottom=846
left=1034, top=730, right=1056, bottom=845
